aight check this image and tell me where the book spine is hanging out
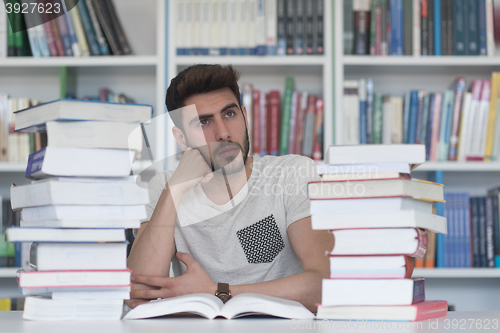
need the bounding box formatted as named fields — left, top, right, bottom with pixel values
left=453, top=0, right=466, bottom=55
left=414, top=301, right=449, bottom=321
left=479, top=0, right=487, bottom=55
left=380, top=0, right=388, bottom=55
left=366, top=78, right=374, bottom=143
left=288, top=92, right=299, bottom=154
left=425, top=94, right=435, bottom=160
left=412, top=278, right=426, bottom=303
left=477, top=80, right=492, bottom=160
left=200, top=0, right=210, bottom=56
left=420, top=93, right=431, bottom=147
left=312, top=98, right=324, bottom=161
left=421, top=0, right=429, bottom=55
left=369, top=0, right=377, bottom=55
left=252, top=90, right=260, bottom=156
left=42, top=20, right=59, bottom=56
left=268, top=91, right=281, bottom=156
left=430, top=93, right=442, bottom=161
left=70, top=5, right=91, bottom=56
left=382, top=96, right=392, bottom=144
left=92, top=0, right=121, bottom=55
left=49, top=17, right=65, bottom=56
left=486, top=0, right=495, bottom=56
left=479, top=197, right=488, bottom=267
left=434, top=0, right=441, bottom=55
left=295, top=0, right=304, bottom=55
left=403, top=0, right=412, bottom=55
left=428, top=0, right=435, bottom=55
left=413, top=0, right=421, bottom=56
left=266, top=0, right=277, bottom=55
left=372, top=93, right=383, bottom=144
left=463, top=193, right=472, bottom=267
left=358, top=79, right=367, bottom=144
left=61, top=1, right=80, bottom=56
left=408, top=90, right=419, bottom=144
left=394, top=0, right=403, bottom=55
left=295, top=92, right=308, bottom=154
left=285, top=0, right=294, bottom=55
left=486, top=196, right=496, bottom=267
left=375, top=1, right=382, bottom=55
left=219, top=0, right=227, bottom=55
left=55, top=13, right=73, bottom=56
left=493, top=194, right=500, bottom=267
left=402, top=92, right=411, bottom=143
left=306, top=0, right=315, bottom=54
left=440, top=0, right=447, bottom=55
left=466, top=0, right=479, bottom=55
left=86, top=0, right=110, bottom=55
left=279, top=77, right=294, bottom=155
left=276, top=0, right=286, bottom=55
left=315, top=0, right=324, bottom=54
left=446, top=0, right=453, bottom=55
left=256, top=0, right=266, bottom=55
left=301, top=95, right=317, bottom=157
left=415, top=90, right=425, bottom=144
left=209, top=0, right=220, bottom=56
left=237, top=0, right=246, bottom=55
left=103, top=0, right=132, bottom=54
left=448, top=77, right=466, bottom=161
left=259, top=92, right=268, bottom=156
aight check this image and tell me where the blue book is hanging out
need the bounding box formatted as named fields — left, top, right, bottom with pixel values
left=471, top=197, right=481, bottom=267
left=434, top=0, right=442, bottom=56
left=443, top=193, right=450, bottom=267
left=437, top=90, right=454, bottom=161
left=453, top=0, right=466, bottom=55
left=55, top=13, right=73, bottom=56
left=486, top=195, right=496, bottom=267
left=478, top=0, right=487, bottom=55
left=435, top=171, right=445, bottom=268
left=61, top=1, right=80, bottom=56
left=408, top=91, right=419, bottom=144
left=390, top=0, right=403, bottom=55
left=493, top=195, right=500, bottom=268
left=478, top=197, right=488, bottom=267
left=453, top=193, right=461, bottom=267
left=415, top=91, right=425, bottom=144
left=77, top=1, right=101, bottom=56
left=359, top=80, right=367, bottom=144
left=462, top=193, right=472, bottom=268
left=425, top=94, right=436, bottom=161
left=403, top=92, right=411, bottom=144
left=466, top=0, right=479, bottom=55
left=457, top=193, right=465, bottom=267
left=366, top=79, right=374, bottom=144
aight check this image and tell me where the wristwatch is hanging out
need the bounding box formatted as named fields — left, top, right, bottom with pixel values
left=215, top=283, right=232, bottom=303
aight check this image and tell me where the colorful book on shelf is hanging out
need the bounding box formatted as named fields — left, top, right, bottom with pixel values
left=268, top=90, right=281, bottom=156
left=329, top=228, right=428, bottom=257
left=321, top=278, right=426, bottom=306
left=279, top=77, right=294, bottom=155
left=485, top=72, right=500, bottom=162
left=316, top=300, right=448, bottom=322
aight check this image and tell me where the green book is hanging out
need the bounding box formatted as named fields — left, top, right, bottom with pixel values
left=372, top=93, right=383, bottom=144
left=59, top=67, right=76, bottom=98
left=438, top=90, right=454, bottom=161
left=279, top=77, right=295, bottom=155
left=7, top=11, right=15, bottom=56
left=369, top=0, right=377, bottom=55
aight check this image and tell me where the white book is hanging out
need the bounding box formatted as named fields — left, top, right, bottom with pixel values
left=390, top=97, right=404, bottom=143
left=382, top=95, right=392, bottom=144
left=310, top=197, right=433, bottom=214
left=476, top=82, right=492, bottom=159
left=19, top=270, right=131, bottom=289
left=343, top=80, right=360, bottom=145
left=412, top=0, right=421, bottom=56
left=219, top=0, right=229, bottom=54
left=228, top=0, right=238, bottom=54
left=6, top=227, right=126, bottom=243
left=25, top=147, right=135, bottom=180
left=22, top=204, right=147, bottom=222
left=32, top=242, right=128, bottom=271
left=256, top=0, right=266, bottom=54
left=466, top=81, right=483, bottom=158
left=247, top=0, right=257, bottom=54
left=23, top=297, right=124, bottom=321
left=209, top=0, right=221, bottom=55
left=324, top=144, right=425, bottom=165
left=14, top=99, right=153, bottom=132
left=486, top=0, right=495, bottom=57
left=45, top=121, right=143, bottom=152
left=457, top=92, right=472, bottom=161
left=124, top=293, right=314, bottom=320
left=311, top=210, right=447, bottom=234
left=33, top=12, right=51, bottom=57
left=21, top=219, right=141, bottom=229
left=51, top=291, right=130, bottom=300
left=201, top=0, right=210, bottom=55
left=266, top=0, right=277, bottom=54
left=11, top=178, right=149, bottom=209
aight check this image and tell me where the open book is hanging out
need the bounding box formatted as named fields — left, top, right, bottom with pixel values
left=123, top=293, right=315, bottom=320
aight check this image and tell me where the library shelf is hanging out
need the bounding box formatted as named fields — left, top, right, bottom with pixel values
left=342, top=56, right=500, bottom=67
left=413, top=268, right=500, bottom=278
left=0, top=268, right=19, bottom=278
left=0, top=56, right=159, bottom=68
left=174, top=55, right=327, bottom=67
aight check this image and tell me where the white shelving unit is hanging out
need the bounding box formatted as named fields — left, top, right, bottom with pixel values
left=0, top=0, right=166, bottom=297
left=166, top=1, right=333, bottom=166
left=333, top=1, right=500, bottom=311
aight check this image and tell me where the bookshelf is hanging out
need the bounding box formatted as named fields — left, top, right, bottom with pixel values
left=165, top=1, right=334, bottom=165
left=334, top=1, right=500, bottom=311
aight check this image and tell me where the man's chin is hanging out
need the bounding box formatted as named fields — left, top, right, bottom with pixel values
left=214, top=152, right=246, bottom=174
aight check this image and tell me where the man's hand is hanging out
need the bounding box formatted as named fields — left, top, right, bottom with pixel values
left=168, top=147, right=213, bottom=196
left=128, top=252, right=216, bottom=309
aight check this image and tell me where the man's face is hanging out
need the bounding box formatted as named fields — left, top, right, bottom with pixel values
left=179, top=88, right=250, bottom=174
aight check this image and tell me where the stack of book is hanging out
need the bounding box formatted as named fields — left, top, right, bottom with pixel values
left=5, top=99, right=152, bottom=321
left=312, top=144, right=449, bottom=322
left=0, top=0, right=131, bottom=58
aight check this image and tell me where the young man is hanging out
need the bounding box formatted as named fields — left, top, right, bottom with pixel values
left=127, top=65, right=334, bottom=312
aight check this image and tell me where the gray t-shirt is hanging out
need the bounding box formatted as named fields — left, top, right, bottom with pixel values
left=142, top=154, right=319, bottom=285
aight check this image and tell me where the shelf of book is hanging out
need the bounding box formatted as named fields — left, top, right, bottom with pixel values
left=342, top=56, right=500, bottom=67
left=174, top=55, right=328, bottom=67
left=0, top=56, right=159, bottom=68
left=413, top=268, right=500, bottom=278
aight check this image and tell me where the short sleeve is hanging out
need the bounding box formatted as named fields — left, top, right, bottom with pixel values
left=283, top=155, right=320, bottom=228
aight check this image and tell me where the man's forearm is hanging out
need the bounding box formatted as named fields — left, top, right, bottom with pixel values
left=127, top=184, right=180, bottom=277
left=230, top=270, right=326, bottom=312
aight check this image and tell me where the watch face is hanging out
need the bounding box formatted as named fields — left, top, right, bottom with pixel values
left=217, top=294, right=231, bottom=304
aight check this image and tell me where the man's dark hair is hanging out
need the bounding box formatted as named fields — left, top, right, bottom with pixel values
left=165, top=64, right=242, bottom=131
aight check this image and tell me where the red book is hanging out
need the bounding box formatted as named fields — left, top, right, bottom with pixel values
left=294, top=92, right=308, bottom=155
left=42, top=21, right=60, bottom=56
left=252, top=90, right=261, bottom=156
left=429, top=93, right=443, bottom=161
left=317, top=300, right=448, bottom=322
left=267, top=90, right=280, bottom=156
left=312, top=98, right=324, bottom=161
left=50, top=17, right=65, bottom=56
left=288, top=91, right=300, bottom=154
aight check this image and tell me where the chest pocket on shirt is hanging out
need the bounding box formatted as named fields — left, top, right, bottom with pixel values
left=236, top=214, right=285, bottom=264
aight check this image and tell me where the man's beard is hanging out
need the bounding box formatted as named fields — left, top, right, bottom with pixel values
left=186, top=130, right=250, bottom=175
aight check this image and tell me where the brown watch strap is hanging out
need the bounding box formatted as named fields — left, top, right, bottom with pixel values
left=217, top=283, right=230, bottom=295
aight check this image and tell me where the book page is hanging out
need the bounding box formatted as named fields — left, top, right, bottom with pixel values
left=123, top=293, right=223, bottom=320
left=219, top=293, right=314, bottom=320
